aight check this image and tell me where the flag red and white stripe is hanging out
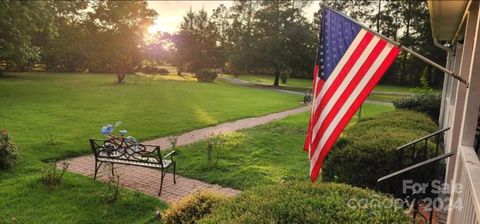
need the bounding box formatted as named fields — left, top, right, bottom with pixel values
left=304, top=8, right=400, bottom=182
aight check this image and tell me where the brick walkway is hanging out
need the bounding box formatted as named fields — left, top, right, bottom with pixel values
left=61, top=105, right=309, bottom=203
left=63, top=155, right=240, bottom=203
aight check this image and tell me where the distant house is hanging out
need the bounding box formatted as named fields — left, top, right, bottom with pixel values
left=429, top=1, right=480, bottom=223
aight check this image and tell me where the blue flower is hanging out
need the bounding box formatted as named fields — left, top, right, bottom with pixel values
left=101, top=124, right=114, bottom=136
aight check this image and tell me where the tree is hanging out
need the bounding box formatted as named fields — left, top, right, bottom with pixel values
left=314, top=0, right=445, bottom=87
left=0, top=1, right=56, bottom=68
left=40, top=1, right=89, bottom=72
left=87, top=1, right=156, bottom=83
left=254, top=0, right=314, bottom=86
left=144, top=32, right=172, bottom=69
left=170, top=8, right=223, bottom=74
left=228, top=0, right=258, bottom=74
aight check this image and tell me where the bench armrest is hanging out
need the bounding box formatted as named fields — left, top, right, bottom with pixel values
left=163, top=151, right=176, bottom=160
left=140, top=143, right=159, bottom=148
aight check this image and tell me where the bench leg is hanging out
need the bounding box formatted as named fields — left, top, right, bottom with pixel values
left=111, top=163, right=115, bottom=177
left=173, top=162, right=176, bottom=184
left=158, top=171, right=166, bottom=196
left=94, top=161, right=103, bottom=180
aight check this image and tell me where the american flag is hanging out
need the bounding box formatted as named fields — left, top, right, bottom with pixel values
left=304, top=7, right=400, bottom=182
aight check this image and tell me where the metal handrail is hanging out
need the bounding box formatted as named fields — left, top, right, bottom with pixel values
left=378, top=127, right=452, bottom=224
left=396, top=127, right=450, bottom=151
left=377, top=152, right=454, bottom=184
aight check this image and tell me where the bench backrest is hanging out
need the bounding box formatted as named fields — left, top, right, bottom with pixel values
left=89, top=138, right=164, bottom=168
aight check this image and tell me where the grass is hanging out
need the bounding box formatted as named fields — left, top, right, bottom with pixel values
left=1, top=72, right=300, bottom=161
left=0, top=72, right=302, bottom=223
left=0, top=171, right=166, bottom=224
left=366, top=93, right=402, bottom=102
left=172, top=103, right=394, bottom=190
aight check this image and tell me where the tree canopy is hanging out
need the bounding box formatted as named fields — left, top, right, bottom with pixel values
left=0, top=0, right=445, bottom=87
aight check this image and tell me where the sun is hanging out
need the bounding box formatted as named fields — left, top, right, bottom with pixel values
left=147, top=17, right=179, bottom=34
left=148, top=23, right=162, bottom=34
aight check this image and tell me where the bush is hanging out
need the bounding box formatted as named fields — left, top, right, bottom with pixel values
left=41, top=162, right=69, bottom=190
left=0, top=129, right=18, bottom=169
left=322, top=110, right=438, bottom=195
left=162, top=191, right=226, bottom=224
left=200, top=182, right=408, bottom=223
left=158, top=68, right=169, bottom=75
left=142, top=65, right=158, bottom=74
left=393, top=93, right=441, bottom=121
left=195, top=69, right=218, bottom=83
left=280, top=72, right=288, bottom=84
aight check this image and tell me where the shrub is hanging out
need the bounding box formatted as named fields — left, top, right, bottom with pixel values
left=143, top=66, right=158, bottom=74
left=195, top=69, right=218, bottom=83
left=168, top=136, right=178, bottom=149
left=162, top=191, right=227, bottom=224
left=322, top=110, right=438, bottom=195
left=0, top=129, right=18, bottom=169
left=158, top=68, right=169, bottom=75
left=280, top=72, right=288, bottom=84
left=102, top=163, right=121, bottom=204
left=393, top=93, right=441, bottom=121
left=206, top=133, right=224, bottom=166
left=200, top=182, right=408, bottom=224
left=41, top=162, right=69, bottom=190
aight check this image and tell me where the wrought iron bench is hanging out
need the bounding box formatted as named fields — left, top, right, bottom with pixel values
left=89, top=138, right=176, bottom=196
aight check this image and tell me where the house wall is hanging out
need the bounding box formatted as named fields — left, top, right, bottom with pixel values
left=440, top=1, right=480, bottom=223
left=442, top=0, right=480, bottom=184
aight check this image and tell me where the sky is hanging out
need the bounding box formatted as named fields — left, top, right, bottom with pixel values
left=146, top=1, right=320, bottom=34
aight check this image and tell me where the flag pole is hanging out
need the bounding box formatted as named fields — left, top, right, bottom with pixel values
left=322, top=5, right=469, bottom=88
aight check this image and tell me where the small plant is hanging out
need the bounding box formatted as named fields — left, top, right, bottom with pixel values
left=195, top=69, right=218, bottom=83
left=41, top=161, right=69, bottom=190
left=412, top=69, right=433, bottom=95
left=44, top=134, right=59, bottom=145
left=206, top=133, right=224, bottom=166
left=168, top=136, right=178, bottom=149
left=0, top=129, right=18, bottom=169
left=103, top=163, right=121, bottom=204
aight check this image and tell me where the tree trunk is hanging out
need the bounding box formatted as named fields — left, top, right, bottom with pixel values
left=116, top=71, right=126, bottom=83
left=400, top=0, right=412, bottom=85
left=273, top=69, right=280, bottom=87
left=377, top=0, right=381, bottom=32
left=177, top=62, right=183, bottom=76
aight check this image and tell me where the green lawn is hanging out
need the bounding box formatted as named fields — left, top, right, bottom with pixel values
left=1, top=72, right=300, bottom=161
left=0, top=72, right=301, bottom=223
left=172, top=103, right=394, bottom=190
left=366, top=93, right=403, bottom=102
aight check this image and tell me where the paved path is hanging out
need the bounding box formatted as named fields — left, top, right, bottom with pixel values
left=143, top=106, right=310, bottom=148
left=220, top=76, right=394, bottom=106
left=61, top=105, right=310, bottom=203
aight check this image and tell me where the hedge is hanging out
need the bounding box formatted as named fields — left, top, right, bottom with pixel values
left=161, top=191, right=227, bottom=224
left=322, top=110, right=438, bottom=195
left=195, top=69, right=218, bottom=83
left=200, top=182, right=408, bottom=224
left=393, top=93, right=441, bottom=121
